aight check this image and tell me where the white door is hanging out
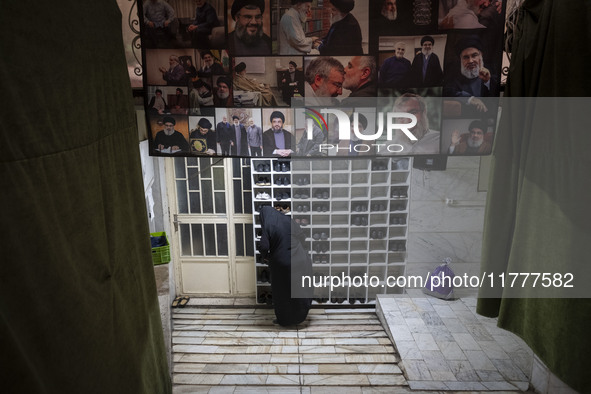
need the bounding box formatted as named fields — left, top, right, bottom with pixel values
left=166, top=157, right=255, bottom=296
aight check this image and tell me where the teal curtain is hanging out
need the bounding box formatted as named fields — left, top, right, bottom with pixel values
left=0, top=1, right=171, bottom=393
left=477, top=1, right=591, bottom=392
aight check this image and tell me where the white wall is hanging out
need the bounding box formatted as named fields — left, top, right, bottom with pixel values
left=406, top=156, right=487, bottom=295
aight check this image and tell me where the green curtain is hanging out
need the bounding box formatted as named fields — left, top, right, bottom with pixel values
left=477, top=1, right=591, bottom=392
left=0, top=2, right=171, bottom=393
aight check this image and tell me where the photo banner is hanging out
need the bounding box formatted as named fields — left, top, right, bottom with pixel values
left=140, top=0, right=506, bottom=158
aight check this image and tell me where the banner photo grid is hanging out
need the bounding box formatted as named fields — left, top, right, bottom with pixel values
left=141, top=0, right=505, bottom=158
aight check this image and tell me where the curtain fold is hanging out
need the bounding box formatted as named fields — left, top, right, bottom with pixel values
left=1, top=1, right=171, bottom=393
left=477, top=1, right=591, bottom=392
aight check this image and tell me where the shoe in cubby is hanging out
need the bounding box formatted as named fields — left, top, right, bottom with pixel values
left=371, top=202, right=387, bottom=211
left=391, top=187, right=408, bottom=199
left=257, top=291, right=267, bottom=304
left=313, top=188, right=330, bottom=199
left=255, top=191, right=271, bottom=200
left=293, top=188, right=310, bottom=199
left=312, top=242, right=321, bottom=253
left=274, top=161, right=291, bottom=172
left=352, top=215, right=368, bottom=226
left=390, top=215, right=406, bottom=225
left=371, top=160, right=388, bottom=171
left=388, top=241, right=406, bottom=252
left=274, top=191, right=291, bottom=201
left=294, top=216, right=310, bottom=226
left=312, top=241, right=330, bottom=253
left=254, top=161, right=271, bottom=172
left=294, top=203, right=310, bottom=213
left=351, top=202, right=368, bottom=212
left=391, top=201, right=407, bottom=211
left=295, top=176, right=310, bottom=185
left=312, top=230, right=329, bottom=241
left=313, top=202, right=329, bottom=212
left=258, top=268, right=271, bottom=284
left=370, top=228, right=386, bottom=239
left=274, top=204, right=290, bottom=214
left=274, top=175, right=291, bottom=186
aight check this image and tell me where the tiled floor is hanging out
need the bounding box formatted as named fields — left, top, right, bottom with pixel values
left=172, top=305, right=411, bottom=393
left=172, top=297, right=535, bottom=393
left=375, top=292, right=533, bottom=392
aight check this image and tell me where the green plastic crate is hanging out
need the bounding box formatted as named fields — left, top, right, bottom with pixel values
left=150, top=232, right=170, bottom=265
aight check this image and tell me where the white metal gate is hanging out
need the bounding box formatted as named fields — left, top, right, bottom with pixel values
left=166, top=157, right=255, bottom=296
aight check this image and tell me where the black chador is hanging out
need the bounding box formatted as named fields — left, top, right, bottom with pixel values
left=258, top=206, right=312, bottom=326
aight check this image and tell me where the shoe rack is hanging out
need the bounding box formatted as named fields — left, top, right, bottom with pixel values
left=251, top=157, right=412, bottom=306
left=252, top=158, right=293, bottom=306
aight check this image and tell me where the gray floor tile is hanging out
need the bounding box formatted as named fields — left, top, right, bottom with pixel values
left=464, top=350, right=497, bottom=371
left=402, top=360, right=433, bottom=380
left=475, top=369, right=506, bottom=381
left=420, top=311, right=445, bottom=326
left=451, top=332, right=482, bottom=351
left=465, top=323, right=495, bottom=341
left=388, top=324, right=414, bottom=341
left=478, top=340, right=510, bottom=360
left=432, top=304, right=456, bottom=319
left=491, top=359, right=528, bottom=381
left=376, top=296, right=536, bottom=391
left=428, top=325, right=456, bottom=342
left=447, top=360, right=480, bottom=381
left=413, top=332, right=439, bottom=351
left=437, top=341, right=467, bottom=361
left=393, top=340, right=422, bottom=360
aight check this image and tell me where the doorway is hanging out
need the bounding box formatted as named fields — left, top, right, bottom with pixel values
left=166, top=157, right=255, bottom=296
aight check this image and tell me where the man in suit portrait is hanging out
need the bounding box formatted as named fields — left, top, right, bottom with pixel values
left=280, top=61, right=304, bottom=104
left=230, top=115, right=249, bottom=156
left=379, top=42, right=412, bottom=88
left=263, top=111, right=293, bottom=157
left=216, top=115, right=234, bottom=156
left=443, top=37, right=498, bottom=114
left=408, top=36, right=444, bottom=87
